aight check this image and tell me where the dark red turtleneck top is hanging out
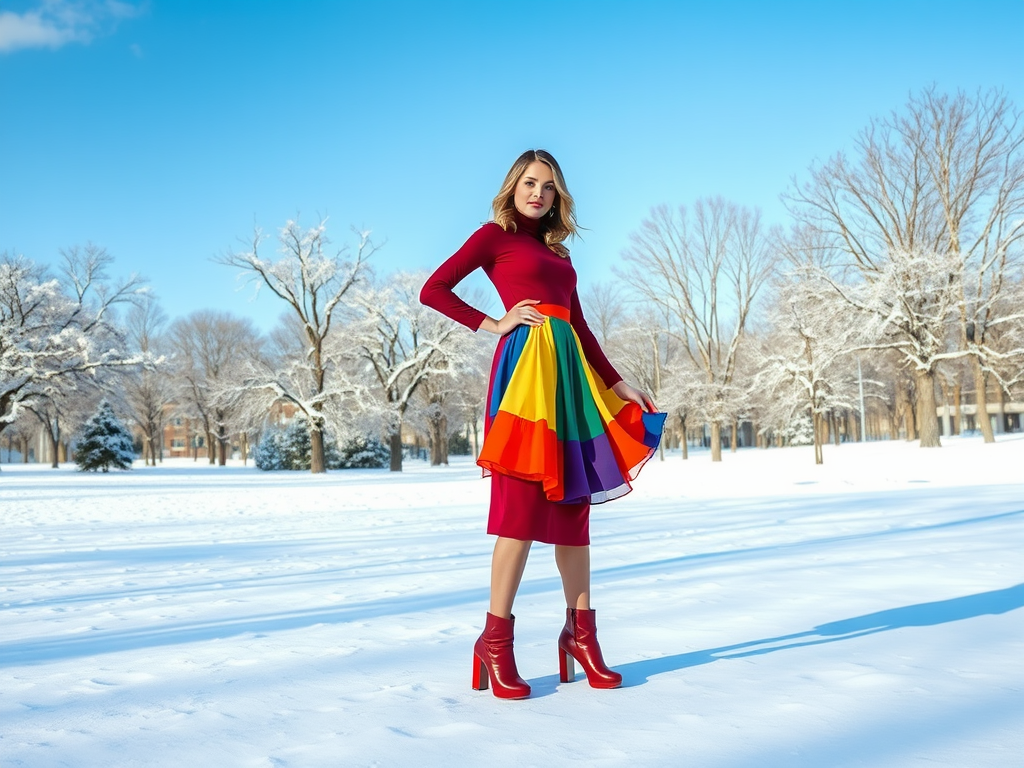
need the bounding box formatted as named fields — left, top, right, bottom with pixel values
left=420, top=211, right=622, bottom=387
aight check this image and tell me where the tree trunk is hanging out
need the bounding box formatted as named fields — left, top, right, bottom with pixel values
left=680, top=415, right=688, bottom=460
left=21, top=435, right=29, bottom=463
left=429, top=413, right=448, bottom=466
left=832, top=413, right=841, bottom=446
left=730, top=418, right=738, bottom=452
left=310, top=427, right=326, bottom=474
left=49, top=425, right=59, bottom=469
left=995, top=386, right=1007, bottom=435
left=971, top=358, right=995, bottom=443
left=812, top=411, right=824, bottom=464
left=241, top=433, right=248, bottom=465
left=710, top=422, right=722, bottom=462
left=218, top=426, right=228, bottom=466
left=953, top=383, right=962, bottom=436
left=903, top=395, right=917, bottom=441
left=915, top=369, right=941, bottom=448
left=206, top=431, right=215, bottom=464
left=389, top=430, right=403, bottom=472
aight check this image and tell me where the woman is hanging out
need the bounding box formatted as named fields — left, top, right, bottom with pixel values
left=420, top=149, right=665, bottom=699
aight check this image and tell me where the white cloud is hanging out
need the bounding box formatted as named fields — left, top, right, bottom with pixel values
left=0, top=0, right=144, bottom=54
left=0, top=10, right=75, bottom=51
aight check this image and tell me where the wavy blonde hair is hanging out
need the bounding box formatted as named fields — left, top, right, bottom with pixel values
left=492, top=149, right=579, bottom=258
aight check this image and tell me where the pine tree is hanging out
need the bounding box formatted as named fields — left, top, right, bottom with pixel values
left=254, top=429, right=286, bottom=471
left=75, top=401, right=136, bottom=472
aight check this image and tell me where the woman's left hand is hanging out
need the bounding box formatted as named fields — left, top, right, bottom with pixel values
left=612, top=381, right=657, bottom=413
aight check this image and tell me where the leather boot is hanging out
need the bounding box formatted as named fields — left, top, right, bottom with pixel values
left=558, top=607, right=622, bottom=689
left=472, top=612, right=531, bottom=699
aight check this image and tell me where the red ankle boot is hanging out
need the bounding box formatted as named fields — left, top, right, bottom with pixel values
left=558, top=608, right=622, bottom=689
left=472, top=612, right=531, bottom=699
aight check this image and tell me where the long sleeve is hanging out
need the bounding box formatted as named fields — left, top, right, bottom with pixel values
left=419, top=225, right=498, bottom=332
left=570, top=287, right=622, bottom=388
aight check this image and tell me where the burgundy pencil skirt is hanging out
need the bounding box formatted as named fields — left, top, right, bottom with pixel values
left=487, top=473, right=591, bottom=546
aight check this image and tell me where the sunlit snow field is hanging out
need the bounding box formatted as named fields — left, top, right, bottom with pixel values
left=1, top=436, right=1022, bottom=767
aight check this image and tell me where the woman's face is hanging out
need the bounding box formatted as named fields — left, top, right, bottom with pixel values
left=513, top=160, right=557, bottom=219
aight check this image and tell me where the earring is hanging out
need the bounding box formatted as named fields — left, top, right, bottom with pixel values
left=549, top=207, right=556, bottom=218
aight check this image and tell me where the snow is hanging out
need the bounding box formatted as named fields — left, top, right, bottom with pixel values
left=1, top=436, right=1022, bottom=767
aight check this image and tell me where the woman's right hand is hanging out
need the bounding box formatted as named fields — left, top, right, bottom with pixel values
left=481, top=299, right=545, bottom=335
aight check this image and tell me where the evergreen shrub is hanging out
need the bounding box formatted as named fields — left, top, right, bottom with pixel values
left=254, top=419, right=388, bottom=470
left=75, top=401, right=136, bottom=472
left=448, top=432, right=471, bottom=455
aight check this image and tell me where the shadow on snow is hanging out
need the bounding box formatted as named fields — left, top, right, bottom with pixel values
left=618, top=582, right=1024, bottom=686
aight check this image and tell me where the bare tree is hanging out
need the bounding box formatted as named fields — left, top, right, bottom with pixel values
left=122, top=297, right=171, bottom=466
left=621, top=198, right=777, bottom=461
left=219, top=219, right=377, bottom=473
left=22, top=331, right=117, bottom=469
left=409, top=375, right=457, bottom=466
left=785, top=94, right=952, bottom=446
left=599, top=305, right=676, bottom=459
left=581, top=281, right=628, bottom=347
left=4, top=415, right=37, bottom=464
left=451, top=329, right=493, bottom=459
left=169, top=310, right=263, bottom=466
left=904, top=88, right=1024, bottom=441
left=787, top=88, right=1024, bottom=448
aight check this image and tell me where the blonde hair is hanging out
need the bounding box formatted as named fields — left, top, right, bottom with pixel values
left=491, top=149, right=579, bottom=258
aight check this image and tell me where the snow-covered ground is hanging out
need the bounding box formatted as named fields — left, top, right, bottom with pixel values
left=1, top=436, right=1022, bottom=768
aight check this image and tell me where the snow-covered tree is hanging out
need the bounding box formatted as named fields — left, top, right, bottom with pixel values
left=753, top=227, right=868, bottom=464
left=0, top=247, right=144, bottom=457
left=903, top=88, right=1024, bottom=442
left=334, top=434, right=389, bottom=469
left=220, top=219, right=377, bottom=473
left=407, top=345, right=489, bottom=467
left=344, top=271, right=475, bottom=472
left=620, top=198, right=778, bottom=461
left=254, top=419, right=311, bottom=471
left=75, top=400, right=135, bottom=472
left=786, top=88, right=1024, bottom=448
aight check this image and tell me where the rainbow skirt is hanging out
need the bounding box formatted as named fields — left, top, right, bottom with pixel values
left=478, top=304, right=666, bottom=504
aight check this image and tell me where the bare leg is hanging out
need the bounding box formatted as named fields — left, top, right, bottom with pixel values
left=489, top=536, right=533, bottom=618
left=554, top=545, right=591, bottom=610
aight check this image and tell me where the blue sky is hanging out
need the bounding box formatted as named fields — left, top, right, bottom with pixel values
left=2, top=0, right=1022, bottom=331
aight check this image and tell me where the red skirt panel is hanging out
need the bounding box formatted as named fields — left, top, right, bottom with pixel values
left=488, top=473, right=590, bottom=546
